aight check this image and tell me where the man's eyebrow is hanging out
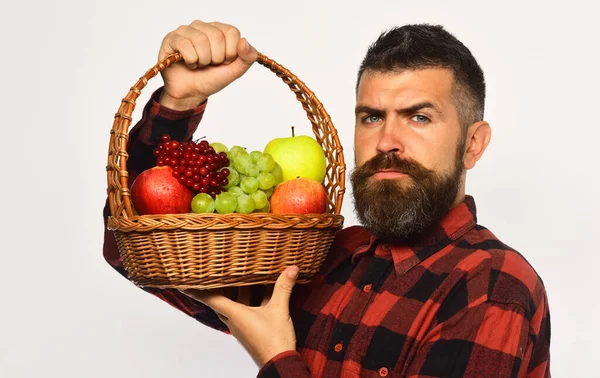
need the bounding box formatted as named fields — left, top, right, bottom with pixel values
left=354, top=105, right=384, bottom=117
left=354, top=102, right=443, bottom=118
left=397, top=102, right=443, bottom=117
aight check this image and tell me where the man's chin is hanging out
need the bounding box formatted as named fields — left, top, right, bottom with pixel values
left=359, top=206, right=429, bottom=242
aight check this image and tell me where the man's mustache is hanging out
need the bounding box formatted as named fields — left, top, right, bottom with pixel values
left=355, top=153, right=433, bottom=181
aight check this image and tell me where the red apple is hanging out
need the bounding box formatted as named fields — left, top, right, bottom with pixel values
left=270, top=178, right=328, bottom=214
left=130, top=166, right=193, bottom=215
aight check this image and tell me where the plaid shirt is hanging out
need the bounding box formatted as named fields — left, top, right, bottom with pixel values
left=103, top=88, right=551, bottom=377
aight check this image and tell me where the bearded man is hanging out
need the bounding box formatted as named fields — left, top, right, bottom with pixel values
left=103, top=20, right=551, bottom=377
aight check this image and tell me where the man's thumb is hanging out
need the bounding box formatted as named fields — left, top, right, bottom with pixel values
left=236, top=38, right=258, bottom=66
left=270, top=266, right=299, bottom=309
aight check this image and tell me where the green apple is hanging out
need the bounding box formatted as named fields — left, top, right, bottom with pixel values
left=263, top=127, right=326, bottom=183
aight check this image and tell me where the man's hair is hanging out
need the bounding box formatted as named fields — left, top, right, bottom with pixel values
left=356, top=24, right=486, bottom=131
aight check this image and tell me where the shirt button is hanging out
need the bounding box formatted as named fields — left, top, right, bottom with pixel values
left=334, top=342, right=343, bottom=352
left=379, top=367, right=389, bottom=377
left=363, top=284, right=372, bottom=293
left=381, top=244, right=391, bottom=252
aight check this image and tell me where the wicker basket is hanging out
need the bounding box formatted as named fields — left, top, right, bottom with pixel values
left=106, top=51, right=346, bottom=290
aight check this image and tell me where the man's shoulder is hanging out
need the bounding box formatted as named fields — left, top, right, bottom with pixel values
left=456, top=224, right=548, bottom=315
left=460, top=224, right=543, bottom=285
left=331, top=225, right=371, bottom=250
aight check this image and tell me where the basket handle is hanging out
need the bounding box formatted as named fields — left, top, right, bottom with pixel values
left=106, top=52, right=346, bottom=219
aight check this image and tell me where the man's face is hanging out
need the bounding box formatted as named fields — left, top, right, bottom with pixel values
left=351, top=68, right=466, bottom=241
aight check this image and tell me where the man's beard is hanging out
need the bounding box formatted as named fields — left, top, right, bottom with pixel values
left=350, top=143, right=465, bottom=242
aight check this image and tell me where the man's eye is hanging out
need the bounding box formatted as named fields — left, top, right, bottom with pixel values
left=364, top=115, right=382, bottom=124
left=411, top=115, right=430, bottom=123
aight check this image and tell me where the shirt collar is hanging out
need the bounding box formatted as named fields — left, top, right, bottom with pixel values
left=351, top=195, right=478, bottom=275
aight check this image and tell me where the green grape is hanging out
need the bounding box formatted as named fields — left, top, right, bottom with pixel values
left=229, top=145, right=247, bottom=159
left=210, top=142, right=229, bottom=154
left=250, top=190, right=268, bottom=209
left=240, top=176, right=259, bottom=194
left=257, top=153, right=276, bottom=172
left=264, top=187, right=274, bottom=199
left=223, top=167, right=240, bottom=189
left=236, top=194, right=256, bottom=214
left=191, top=193, right=215, bottom=213
left=271, top=163, right=283, bottom=185
left=214, top=192, right=237, bottom=214
left=255, top=201, right=271, bottom=213
left=246, top=164, right=260, bottom=178
left=257, top=172, right=276, bottom=190
left=228, top=186, right=244, bottom=197
left=249, top=150, right=262, bottom=163
left=234, top=153, right=252, bottom=175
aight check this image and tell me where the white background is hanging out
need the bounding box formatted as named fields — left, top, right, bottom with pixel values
left=1, top=0, right=598, bottom=377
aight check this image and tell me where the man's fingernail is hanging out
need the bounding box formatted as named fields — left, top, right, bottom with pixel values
left=244, top=39, right=251, bottom=52
left=287, top=266, right=299, bottom=280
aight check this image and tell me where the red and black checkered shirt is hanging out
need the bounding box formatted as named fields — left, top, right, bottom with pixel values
left=103, top=88, right=551, bottom=377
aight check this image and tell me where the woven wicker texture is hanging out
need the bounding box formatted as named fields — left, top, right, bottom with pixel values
left=106, top=52, right=346, bottom=289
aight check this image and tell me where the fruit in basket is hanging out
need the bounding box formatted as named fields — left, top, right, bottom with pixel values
left=181, top=143, right=284, bottom=214
left=131, top=166, right=194, bottom=215
left=236, top=194, right=256, bottom=214
left=210, top=142, right=229, bottom=154
left=228, top=186, right=244, bottom=197
left=153, top=134, right=230, bottom=198
left=250, top=150, right=263, bottom=163
left=240, top=176, right=259, bottom=194
left=263, top=126, right=327, bottom=183
left=270, top=178, right=328, bottom=214
left=215, top=192, right=238, bottom=214
left=233, top=153, right=253, bottom=175
left=250, top=190, right=268, bottom=209
left=257, top=201, right=271, bottom=213
left=271, top=163, right=283, bottom=185
left=257, top=153, right=276, bottom=172
left=257, top=172, right=276, bottom=190
left=191, top=193, right=215, bottom=213
left=222, top=147, right=282, bottom=213
left=224, top=167, right=240, bottom=189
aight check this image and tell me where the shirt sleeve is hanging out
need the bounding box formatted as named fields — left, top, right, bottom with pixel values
left=102, top=87, right=231, bottom=334
left=406, top=299, right=551, bottom=377
left=256, top=351, right=313, bottom=378
left=125, top=86, right=206, bottom=184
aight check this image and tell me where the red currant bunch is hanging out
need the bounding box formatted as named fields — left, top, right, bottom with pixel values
left=153, top=134, right=230, bottom=198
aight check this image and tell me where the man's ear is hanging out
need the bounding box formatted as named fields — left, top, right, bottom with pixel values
left=463, top=121, right=491, bottom=170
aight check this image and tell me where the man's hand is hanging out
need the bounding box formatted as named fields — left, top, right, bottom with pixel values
left=180, top=266, right=300, bottom=368
left=157, top=20, right=258, bottom=110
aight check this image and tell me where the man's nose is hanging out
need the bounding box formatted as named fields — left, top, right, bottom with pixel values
left=376, top=120, right=406, bottom=155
